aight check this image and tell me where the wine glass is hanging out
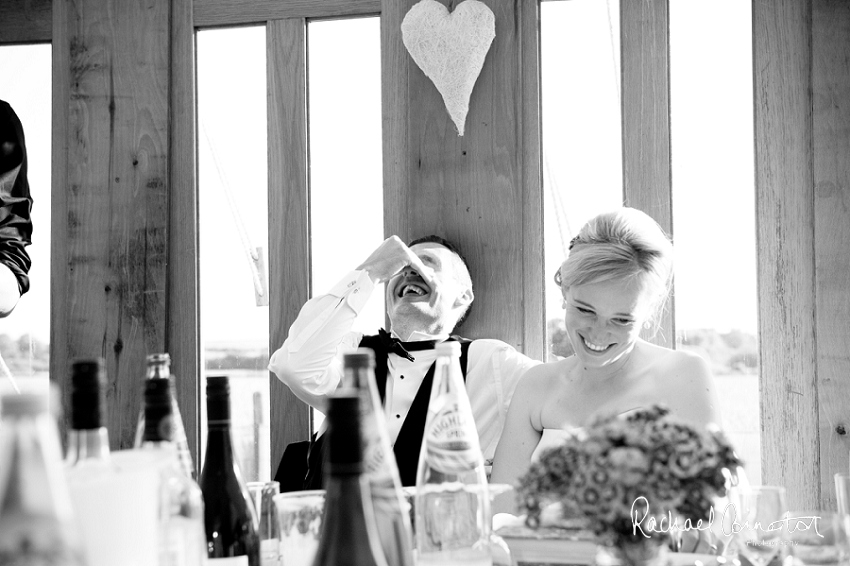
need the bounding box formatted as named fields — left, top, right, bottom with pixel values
left=733, top=486, right=788, bottom=566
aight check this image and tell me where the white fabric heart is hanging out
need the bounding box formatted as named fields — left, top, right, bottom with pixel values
left=401, top=0, right=496, bottom=136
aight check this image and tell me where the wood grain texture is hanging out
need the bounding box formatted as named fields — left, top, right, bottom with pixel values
left=55, top=0, right=171, bottom=449
left=813, top=0, right=850, bottom=509
left=267, top=18, right=311, bottom=475
left=168, top=0, right=201, bottom=470
left=50, top=0, right=71, bottom=438
left=753, top=0, right=819, bottom=509
left=620, top=0, right=674, bottom=348
left=194, top=0, right=379, bottom=27
left=520, top=0, right=544, bottom=362
left=383, top=0, right=543, bottom=356
left=0, top=0, right=51, bottom=44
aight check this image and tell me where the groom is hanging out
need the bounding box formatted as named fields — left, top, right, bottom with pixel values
left=269, top=235, right=538, bottom=487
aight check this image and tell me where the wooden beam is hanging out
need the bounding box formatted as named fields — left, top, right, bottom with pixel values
left=168, top=0, right=201, bottom=471
left=267, top=17, right=311, bottom=475
left=620, top=0, right=674, bottom=348
left=52, top=0, right=171, bottom=449
left=0, top=0, right=51, bottom=44
left=753, top=0, right=818, bottom=510
left=194, top=0, right=380, bottom=27
left=813, top=0, right=850, bottom=509
left=382, top=0, right=544, bottom=358
left=50, top=0, right=70, bottom=424
left=520, top=1, right=544, bottom=362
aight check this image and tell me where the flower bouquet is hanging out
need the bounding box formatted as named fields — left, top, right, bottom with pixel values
left=515, top=406, right=743, bottom=566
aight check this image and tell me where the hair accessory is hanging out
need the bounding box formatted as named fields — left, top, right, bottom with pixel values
left=568, top=235, right=581, bottom=250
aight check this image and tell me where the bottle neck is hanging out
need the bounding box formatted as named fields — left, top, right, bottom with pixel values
left=203, top=418, right=235, bottom=467
left=66, top=427, right=111, bottom=463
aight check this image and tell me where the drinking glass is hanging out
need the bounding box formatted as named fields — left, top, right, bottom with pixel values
left=835, top=474, right=850, bottom=517
left=248, top=481, right=280, bottom=566
left=273, top=490, right=325, bottom=566
left=732, top=485, right=788, bottom=566
left=785, top=510, right=849, bottom=566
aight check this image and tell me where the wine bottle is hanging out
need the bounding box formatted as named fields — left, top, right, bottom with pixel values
left=342, top=349, right=414, bottom=566
left=200, top=375, right=260, bottom=565
left=141, top=378, right=207, bottom=566
left=65, top=358, right=111, bottom=467
left=414, top=341, right=492, bottom=566
left=311, top=393, right=389, bottom=566
left=134, top=352, right=195, bottom=479
left=0, top=390, right=87, bottom=565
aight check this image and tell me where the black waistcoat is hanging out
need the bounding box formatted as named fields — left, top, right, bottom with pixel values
left=303, top=334, right=471, bottom=489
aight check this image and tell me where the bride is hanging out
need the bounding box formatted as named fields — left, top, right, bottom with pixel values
left=490, top=208, right=721, bottom=510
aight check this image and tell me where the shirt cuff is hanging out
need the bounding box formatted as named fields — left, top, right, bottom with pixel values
left=328, top=270, right=375, bottom=314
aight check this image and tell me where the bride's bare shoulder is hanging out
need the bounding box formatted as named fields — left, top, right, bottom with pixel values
left=519, top=356, right=575, bottom=389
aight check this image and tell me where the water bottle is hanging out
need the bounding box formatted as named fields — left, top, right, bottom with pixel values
left=414, top=341, right=492, bottom=566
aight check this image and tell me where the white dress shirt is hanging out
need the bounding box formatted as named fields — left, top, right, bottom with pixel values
left=268, top=270, right=540, bottom=462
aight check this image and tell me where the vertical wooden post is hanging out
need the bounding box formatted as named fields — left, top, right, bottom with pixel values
left=168, top=0, right=201, bottom=469
left=267, top=17, right=311, bottom=475
left=813, top=0, right=850, bottom=509
left=382, top=0, right=544, bottom=360
left=52, top=0, right=171, bottom=448
left=753, top=0, right=819, bottom=509
left=620, top=0, right=674, bottom=348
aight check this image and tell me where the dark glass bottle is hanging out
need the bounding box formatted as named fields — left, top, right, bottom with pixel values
left=200, top=375, right=259, bottom=565
left=65, top=358, right=111, bottom=467
left=342, top=349, right=413, bottom=566
left=311, top=393, right=388, bottom=566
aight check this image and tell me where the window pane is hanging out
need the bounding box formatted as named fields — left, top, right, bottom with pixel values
left=541, top=1, right=622, bottom=360
left=670, top=1, right=759, bottom=481
left=307, top=18, right=383, bottom=432
left=197, top=26, right=270, bottom=481
left=0, top=45, right=51, bottom=397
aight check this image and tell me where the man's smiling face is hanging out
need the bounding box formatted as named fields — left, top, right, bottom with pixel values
left=385, top=242, right=472, bottom=338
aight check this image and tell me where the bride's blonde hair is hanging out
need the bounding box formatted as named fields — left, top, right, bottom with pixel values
left=556, top=207, right=674, bottom=330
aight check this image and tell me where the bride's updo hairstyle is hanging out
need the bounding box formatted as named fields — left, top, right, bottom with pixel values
left=556, top=207, right=674, bottom=329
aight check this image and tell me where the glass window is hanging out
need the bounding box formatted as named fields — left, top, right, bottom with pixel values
left=541, top=0, right=623, bottom=360
left=307, top=17, right=383, bottom=432
left=197, top=26, right=270, bottom=481
left=0, top=44, right=52, bottom=397
left=670, top=0, right=759, bottom=481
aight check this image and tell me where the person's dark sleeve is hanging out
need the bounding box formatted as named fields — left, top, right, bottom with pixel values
left=0, top=100, right=33, bottom=295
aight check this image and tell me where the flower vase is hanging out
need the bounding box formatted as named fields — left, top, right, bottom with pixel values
left=597, top=541, right=668, bottom=566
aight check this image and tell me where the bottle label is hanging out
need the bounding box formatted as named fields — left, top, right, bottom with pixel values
left=208, top=557, right=249, bottom=565
left=424, top=399, right=480, bottom=474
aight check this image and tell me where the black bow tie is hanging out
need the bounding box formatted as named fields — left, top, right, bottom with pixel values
left=377, top=328, right=439, bottom=362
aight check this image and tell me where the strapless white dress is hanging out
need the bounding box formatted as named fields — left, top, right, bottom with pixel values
left=529, top=408, right=644, bottom=462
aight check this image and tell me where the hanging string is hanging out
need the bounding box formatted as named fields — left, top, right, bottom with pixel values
left=200, top=123, right=268, bottom=306
left=0, top=351, right=20, bottom=394
left=544, top=153, right=572, bottom=260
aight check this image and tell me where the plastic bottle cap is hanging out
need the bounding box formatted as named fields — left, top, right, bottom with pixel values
left=435, top=341, right=461, bottom=356
left=343, top=348, right=375, bottom=368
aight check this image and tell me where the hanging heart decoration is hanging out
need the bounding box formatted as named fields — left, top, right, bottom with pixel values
left=401, top=0, right=496, bottom=136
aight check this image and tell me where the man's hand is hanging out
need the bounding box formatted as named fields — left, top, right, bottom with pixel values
left=357, top=236, right=435, bottom=287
